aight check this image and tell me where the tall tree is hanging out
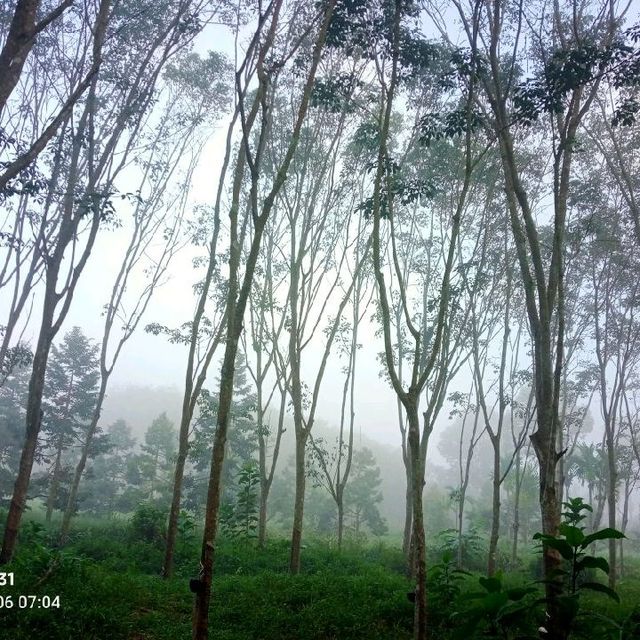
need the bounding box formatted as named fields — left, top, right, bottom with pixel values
left=242, top=217, right=292, bottom=547
left=59, top=46, right=229, bottom=543
left=41, top=326, right=99, bottom=522
left=445, top=1, right=629, bottom=634
left=362, top=3, right=482, bottom=633
left=588, top=215, right=640, bottom=587
left=0, top=0, right=213, bottom=564
left=191, top=2, right=337, bottom=636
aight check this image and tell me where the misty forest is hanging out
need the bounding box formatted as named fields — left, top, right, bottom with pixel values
left=2, top=1, right=640, bottom=639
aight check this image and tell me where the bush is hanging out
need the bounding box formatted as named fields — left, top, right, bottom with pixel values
left=129, top=503, right=167, bottom=545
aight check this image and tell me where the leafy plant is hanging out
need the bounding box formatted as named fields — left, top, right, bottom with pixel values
left=452, top=571, right=537, bottom=639
left=235, top=461, right=259, bottom=538
left=435, top=526, right=483, bottom=570
left=533, top=497, right=625, bottom=637
left=219, top=461, right=260, bottom=540
left=129, top=503, right=167, bottom=545
left=176, top=509, right=195, bottom=541
left=427, top=551, right=470, bottom=630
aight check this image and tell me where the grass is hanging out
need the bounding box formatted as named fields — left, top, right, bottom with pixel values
left=0, top=514, right=638, bottom=639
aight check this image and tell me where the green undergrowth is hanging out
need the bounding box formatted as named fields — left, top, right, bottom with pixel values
left=1, top=555, right=414, bottom=640
left=0, top=520, right=414, bottom=640
left=0, top=515, right=638, bottom=639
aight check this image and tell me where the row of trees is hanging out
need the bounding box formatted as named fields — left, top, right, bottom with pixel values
left=0, top=0, right=230, bottom=563
left=2, top=1, right=640, bottom=639
left=0, top=326, right=387, bottom=539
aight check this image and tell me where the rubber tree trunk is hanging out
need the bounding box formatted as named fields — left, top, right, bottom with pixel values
left=606, top=434, right=617, bottom=589
left=532, top=401, right=565, bottom=640
left=0, top=0, right=40, bottom=113
left=192, top=332, right=240, bottom=639
left=258, top=483, right=268, bottom=548
left=192, top=1, right=334, bottom=629
left=406, top=403, right=427, bottom=640
left=402, top=456, right=412, bottom=560
left=163, top=407, right=191, bottom=577
left=511, top=452, right=522, bottom=564
left=46, top=444, right=63, bottom=523
left=289, top=432, right=308, bottom=574
left=619, top=478, right=630, bottom=577
left=257, top=389, right=285, bottom=548
left=257, top=379, right=268, bottom=549
left=337, top=494, right=344, bottom=549
left=487, top=437, right=501, bottom=576
left=456, top=487, right=465, bottom=569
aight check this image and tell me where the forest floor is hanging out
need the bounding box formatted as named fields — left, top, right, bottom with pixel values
left=0, top=515, right=639, bottom=639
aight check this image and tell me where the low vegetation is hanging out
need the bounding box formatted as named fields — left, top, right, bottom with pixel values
left=1, top=509, right=638, bottom=640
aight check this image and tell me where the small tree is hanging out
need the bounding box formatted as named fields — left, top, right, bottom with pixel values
left=220, top=461, right=260, bottom=540
left=138, top=413, right=177, bottom=504
left=79, top=419, right=136, bottom=516
left=533, top=498, right=625, bottom=639
left=344, top=448, right=387, bottom=538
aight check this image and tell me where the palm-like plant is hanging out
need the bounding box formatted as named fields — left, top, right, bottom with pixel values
left=568, top=443, right=607, bottom=525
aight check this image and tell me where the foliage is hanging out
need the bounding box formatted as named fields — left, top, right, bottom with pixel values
left=427, top=551, right=471, bottom=630
left=176, top=509, right=196, bottom=541
left=2, top=513, right=637, bottom=639
left=219, top=461, right=260, bottom=540
left=452, top=572, right=538, bottom=639
left=344, top=447, right=388, bottom=537
left=187, top=359, right=257, bottom=510
left=79, top=419, right=137, bottom=515
left=137, top=412, right=177, bottom=503
left=0, top=358, right=30, bottom=501
left=434, top=527, right=484, bottom=570
left=128, top=503, right=167, bottom=546
left=533, top=498, right=625, bottom=636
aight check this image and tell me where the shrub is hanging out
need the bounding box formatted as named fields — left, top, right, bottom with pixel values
left=129, top=503, right=167, bottom=545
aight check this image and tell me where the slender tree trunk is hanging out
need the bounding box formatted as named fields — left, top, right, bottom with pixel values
left=45, top=443, right=63, bottom=523
left=258, top=485, right=268, bottom=548
left=619, top=478, right=630, bottom=577
left=257, top=378, right=268, bottom=549
left=258, top=388, right=286, bottom=548
left=488, top=438, right=501, bottom=576
left=337, top=492, right=344, bottom=549
left=163, top=445, right=188, bottom=575
left=606, top=435, right=617, bottom=589
left=406, top=403, right=427, bottom=640
left=511, top=452, right=522, bottom=564
left=289, top=432, right=308, bottom=574
left=456, top=490, right=465, bottom=569
left=192, top=331, right=241, bottom=639
left=402, top=455, right=412, bottom=559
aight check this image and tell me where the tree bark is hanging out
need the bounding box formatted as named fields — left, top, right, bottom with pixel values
left=45, top=441, right=63, bottom=523
left=487, top=438, right=500, bottom=576
left=407, top=402, right=427, bottom=640
left=289, top=432, right=308, bottom=574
